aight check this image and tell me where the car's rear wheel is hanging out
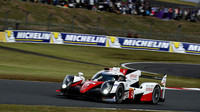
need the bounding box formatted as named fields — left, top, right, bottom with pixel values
left=151, top=85, right=161, bottom=104
left=115, top=84, right=124, bottom=103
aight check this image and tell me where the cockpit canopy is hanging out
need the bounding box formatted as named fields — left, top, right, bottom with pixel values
left=92, top=72, right=126, bottom=82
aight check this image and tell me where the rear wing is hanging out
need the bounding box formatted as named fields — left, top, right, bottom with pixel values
left=161, top=74, right=167, bottom=86
left=141, top=74, right=167, bottom=86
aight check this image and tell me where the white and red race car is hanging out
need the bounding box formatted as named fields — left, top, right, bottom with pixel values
left=56, top=67, right=167, bottom=104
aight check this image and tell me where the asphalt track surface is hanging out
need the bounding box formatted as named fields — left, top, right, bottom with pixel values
left=0, top=79, right=200, bottom=111
left=122, top=62, right=200, bottom=78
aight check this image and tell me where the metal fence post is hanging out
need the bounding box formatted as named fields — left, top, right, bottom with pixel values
left=96, top=17, right=101, bottom=34
left=121, top=20, right=127, bottom=37
left=15, top=23, right=20, bottom=30
left=47, top=13, right=53, bottom=31
left=4, top=10, right=10, bottom=30
left=71, top=15, right=76, bottom=33
left=176, top=24, right=181, bottom=41
left=149, top=22, right=153, bottom=39
left=25, top=12, right=30, bottom=30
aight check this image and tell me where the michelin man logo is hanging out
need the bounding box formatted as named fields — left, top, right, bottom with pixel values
left=169, top=42, right=186, bottom=53
left=50, top=32, right=63, bottom=44
left=106, top=36, right=121, bottom=48
left=4, top=30, right=16, bottom=42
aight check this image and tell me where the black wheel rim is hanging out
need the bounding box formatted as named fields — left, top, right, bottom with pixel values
left=152, top=86, right=160, bottom=103
left=118, top=87, right=123, bottom=99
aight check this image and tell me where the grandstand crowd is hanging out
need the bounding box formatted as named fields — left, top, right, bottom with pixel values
left=20, top=0, right=200, bottom=22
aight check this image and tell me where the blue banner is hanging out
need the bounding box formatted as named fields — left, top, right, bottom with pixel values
left=4, top=30, right=51, bottom=43
left=105, top=36, right=200, bottom=55
left=61, top=33, right=106, bottom=46
left=4, top=30, right=200, bottom=55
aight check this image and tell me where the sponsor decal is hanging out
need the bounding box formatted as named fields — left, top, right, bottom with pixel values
left=16, top=31, right=51, bottom=40
left=63, top=33, right=106, bottom=45
left=146, top=88, right=153, bottom=91
left=113, top=84, right=119, bottom=86
left=3, top=30, right=200, bottom=55
left=186, top=44, right=200, bottom=54
left=106, top=36, right=121, bottom=48
left=130, top=74, right=137, bottom=80
left=169, top=42, right=186, bottom=53
left=50, top=32, right=64, bottom=44
left=122, top=39, right=170, bottom=50
left=4, top=30, right=15, bottom=42
left=146, top=85, right=154, bottom=91
left=102, top=97, right=116, bottom=102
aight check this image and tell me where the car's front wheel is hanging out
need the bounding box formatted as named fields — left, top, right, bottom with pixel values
left=115, top=84, right=124, bottom=103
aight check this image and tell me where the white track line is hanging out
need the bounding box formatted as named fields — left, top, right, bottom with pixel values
left=166, top=87, right=200, bottom=91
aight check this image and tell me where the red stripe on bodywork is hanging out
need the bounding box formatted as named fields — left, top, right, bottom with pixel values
left=120, top=69, right=128, bottom=75
left=140, top=92, right=153, bottom=101
left=56, top=89, right=61, bottom=92
left=80, top=80, right=103, bottom=93
left=70, top=80, right=83, bottom=87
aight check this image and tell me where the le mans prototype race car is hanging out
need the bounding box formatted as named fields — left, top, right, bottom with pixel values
left=56, top=67, right=167, bottom=104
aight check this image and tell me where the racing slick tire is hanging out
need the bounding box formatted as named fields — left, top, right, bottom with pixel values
left=115, top=84, right=124, bottom=103
left=151, top=85, right=161, bottom=104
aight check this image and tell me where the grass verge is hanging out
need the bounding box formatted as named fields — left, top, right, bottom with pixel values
left=0, top=0, right=200, bottom=37
left=0, top=42, right=199, bottom=88
left=0, top=104, right=175, bottom=112
left=156, top=0, right=198, bottom=6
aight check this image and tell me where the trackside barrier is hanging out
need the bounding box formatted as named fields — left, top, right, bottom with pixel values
left=0, top=32, right=5, bottom=42
left=3, top=30, right=200, bottom=55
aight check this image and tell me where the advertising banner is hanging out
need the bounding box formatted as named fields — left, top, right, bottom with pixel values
left=61, top=33, right=107, bottom=46
left=105, top=36, right=200, bottom=55
left=4, top=30, right=200, bottom=55
left=4, top=30, right=51, bottom=43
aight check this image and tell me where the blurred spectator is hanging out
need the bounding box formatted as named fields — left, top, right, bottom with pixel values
left=133, top=34, right=138, bottom=38
left=127, top=33, right=133, bottom=38
left=19, top=0, right=199, bottom=22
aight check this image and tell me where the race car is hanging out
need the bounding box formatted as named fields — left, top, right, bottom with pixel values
left=56, top=67, right=167, bottom=104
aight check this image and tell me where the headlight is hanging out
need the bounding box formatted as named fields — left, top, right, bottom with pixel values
left=101, top=81, right=113, bottom=95
left=62, top=84, right=67, bottom=89
left=62, top=75, right=73, bottom=89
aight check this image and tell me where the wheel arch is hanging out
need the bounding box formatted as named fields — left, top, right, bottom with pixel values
left=140, top=82, right=161, bottom=103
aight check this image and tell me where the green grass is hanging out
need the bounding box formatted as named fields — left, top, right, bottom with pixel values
left=0, top=42, right=199, bottom=88
left=0, top=104, right=160, bottom=112
left=156, top=0, right=198, bottom=6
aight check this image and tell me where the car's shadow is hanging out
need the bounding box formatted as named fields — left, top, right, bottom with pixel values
left=54, top=94, right=158, bottom=105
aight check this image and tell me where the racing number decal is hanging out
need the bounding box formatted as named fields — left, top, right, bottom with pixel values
left=129, top=88, right=134, bottom=99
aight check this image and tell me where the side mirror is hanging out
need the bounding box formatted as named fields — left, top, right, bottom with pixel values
left=78, top=72, right=84, bottom=76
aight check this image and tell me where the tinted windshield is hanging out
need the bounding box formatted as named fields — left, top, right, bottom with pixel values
left=92, top=72, right=116, bottom=81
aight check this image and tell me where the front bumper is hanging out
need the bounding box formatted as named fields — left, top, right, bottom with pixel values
left=57, top=86, right=115, bottom=100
